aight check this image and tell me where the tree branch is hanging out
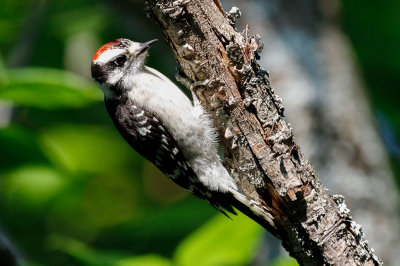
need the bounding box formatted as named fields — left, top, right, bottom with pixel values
left=145, top=0, right=382, bottom=265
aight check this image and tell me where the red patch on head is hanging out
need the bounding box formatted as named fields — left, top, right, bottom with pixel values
left=92, top=39, right=121, bottom=61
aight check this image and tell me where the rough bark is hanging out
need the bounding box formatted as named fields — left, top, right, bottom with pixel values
left=222, top=1, right=400, bottom=264
left=145, top=0, right=382, bottom=265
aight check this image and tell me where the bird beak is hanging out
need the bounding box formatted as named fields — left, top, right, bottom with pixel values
left=133, top=39, right=158, bottom=56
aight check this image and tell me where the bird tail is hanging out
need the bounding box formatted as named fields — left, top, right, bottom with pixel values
left=225, top=188, right=279, bottom=237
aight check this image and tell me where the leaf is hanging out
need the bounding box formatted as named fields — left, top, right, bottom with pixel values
left=271, top=256, right=299, bottom=266
left=117, top=255, right=172, bottom=266
left=174, top=213, right=262, bottom=266
left=2, top=165, right=68, bottom=206
left=47, top=235, right=171, bottom=266
left=0, top=68, right=102, bottom=109
left=39, top=124, right=137, bottom=174
left=47, top=235, right=125, bottom=265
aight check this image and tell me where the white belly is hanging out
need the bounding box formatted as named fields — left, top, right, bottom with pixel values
left=125, top=66, right=237, bottom=191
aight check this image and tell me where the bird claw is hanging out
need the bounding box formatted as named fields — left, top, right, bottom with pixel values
left=190, top=79, right=210, bottom=91
left=175, top=73, right=212, bottom=92
left=172, top=0, right=191, bottom=6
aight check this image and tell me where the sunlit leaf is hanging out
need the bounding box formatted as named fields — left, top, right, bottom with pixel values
left=174, top=213, right=262, bottom=266
left=0, top=68, right=101, bottom=109
left=271, top=256, right=299, bottom=266
left=2, top=165, right=68, bottom=206
left=39, top=124, right=137, bottom=174
left=117, top=255, right=171, bottom=266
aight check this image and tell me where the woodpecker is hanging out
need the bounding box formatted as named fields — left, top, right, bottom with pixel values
left=91, top=38, right=274, bottom=226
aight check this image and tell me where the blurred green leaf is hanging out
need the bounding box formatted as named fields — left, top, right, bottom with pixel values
left=48, top=235, right=125, bottom=265
left=0, top=68, right=101, bottom=109
left=48, top=235, right=171, bottom=266
left=174, top=213, right=262, bottom=266
left=2, top=165, right=68, bottom=206
left=95, top=198, right=215, bottom=257
left=117, top=255, right=171, bottom=266
left=39, top=124, right=136, bottom=174
left=271, top=256, right=298, bottom=266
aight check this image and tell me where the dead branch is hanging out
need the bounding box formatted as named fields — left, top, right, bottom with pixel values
left=145, top=0, right=382, bottom=265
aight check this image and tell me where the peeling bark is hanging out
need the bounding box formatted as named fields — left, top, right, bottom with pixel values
left=145, top=0, right=382, bottom=265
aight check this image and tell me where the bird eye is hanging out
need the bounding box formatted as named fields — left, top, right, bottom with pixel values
left=113, top=55, right=127, bottom=66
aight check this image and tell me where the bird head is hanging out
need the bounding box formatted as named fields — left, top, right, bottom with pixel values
left=91, top=38, right=158, bottom=97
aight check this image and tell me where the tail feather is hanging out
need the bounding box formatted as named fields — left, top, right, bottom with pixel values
left=202, top=187, right=278, bottom=236
left=225, top=188, right=278, bottom=237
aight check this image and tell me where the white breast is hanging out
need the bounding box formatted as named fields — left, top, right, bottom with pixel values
left=125, top=67, right=194, bottom=135
left=125, top=67, right=237, bottom=192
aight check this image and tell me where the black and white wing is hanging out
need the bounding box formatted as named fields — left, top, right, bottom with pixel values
left=105, top=97, right=237, bottom=215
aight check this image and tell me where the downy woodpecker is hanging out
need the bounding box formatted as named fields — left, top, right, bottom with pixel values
left=91, top=38, right=274, bottom=225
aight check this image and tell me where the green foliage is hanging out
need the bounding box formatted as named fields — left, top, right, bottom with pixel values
left=3, top=165, right=68, bottom=206
left=0, top=4, right=264, bottom=261
left=174, top=213, right=262, bottom=266
left=117, top=255, right=172, bottom=266
left=0, top=0, right=270, bottom=263
left=49, top=234, right=174, bottom=266
left=0, top=0, right=399, bottom=265
left=0, top=68, right=101, bottom=109
left=39, top=124, right=133, bottom=174
left=271, top=256, right=299, bottom=266
left=46, top=213, right=262, bottom=266
left=48, top=235, right=134, bottom=266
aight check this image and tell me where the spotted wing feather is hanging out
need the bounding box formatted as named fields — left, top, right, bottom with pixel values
left=105, top=96, right=236, bottom=215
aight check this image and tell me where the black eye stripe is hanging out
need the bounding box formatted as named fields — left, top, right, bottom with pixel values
left=113, top=55, right=127, bottom=66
